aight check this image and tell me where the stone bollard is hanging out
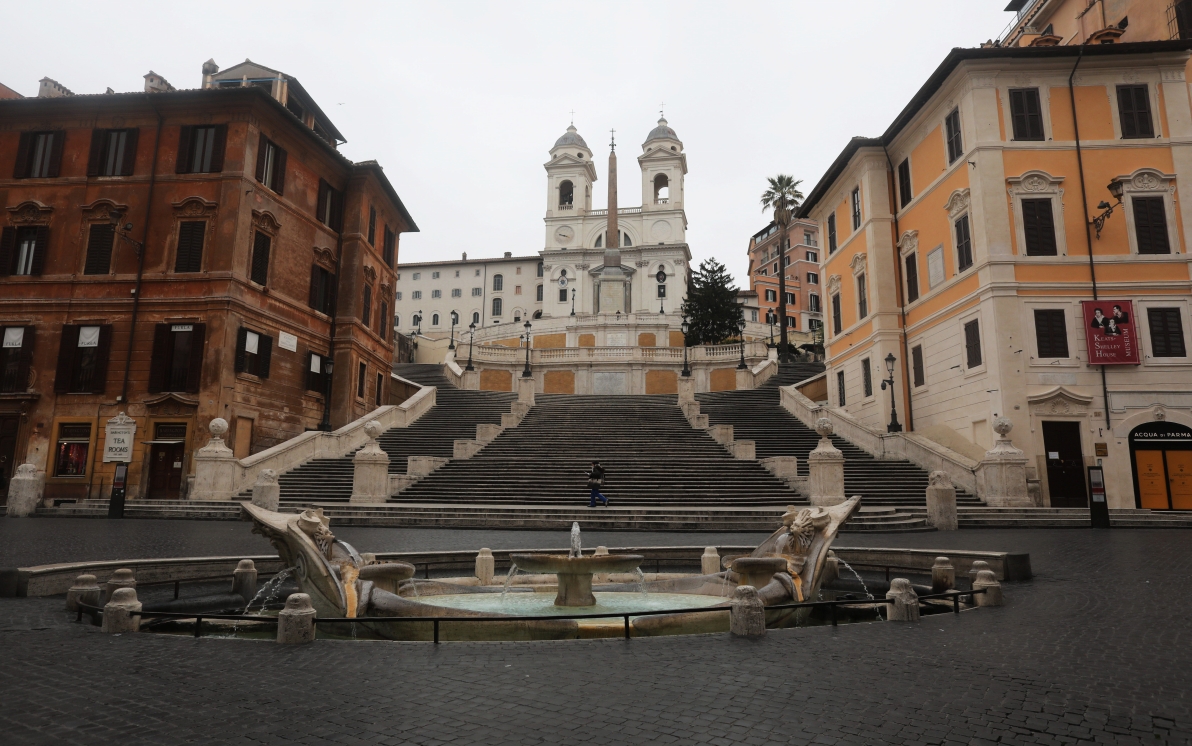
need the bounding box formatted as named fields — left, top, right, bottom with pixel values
left=701, top=547, right=721, bottom=576
left=5, top=463, right=44, bottom=517
left=66, top=574, right=102, bottom=613
left=972, top=570, right=1004, bottom=607
left=885, top=578, right=920, bottom=622
left=277, top=593, right=317, bottom=644
left=251, top=469, right=280, bottom=511
left=925, top=471, right=958, bottom=531
left=232, top=560, right=258, bottom=604
left=968, top=560, right=992, bottom=587
left=822, top=551, right=840, bottom=585
left=729, top=585, right=766, bottom=638
left=808, top=419, right=846, bottom=506
left=475, top=548, right=495, bottom=585
left=350, top=421, right=391, bottom=504
left=931, top=556, right=955, bottom=593
left=104, top=568, right=136, bottom=604
left=102, top=587, right=142, bottom=633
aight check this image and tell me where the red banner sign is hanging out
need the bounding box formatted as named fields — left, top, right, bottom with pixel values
left=1082, top=300, right=1140, bottom=365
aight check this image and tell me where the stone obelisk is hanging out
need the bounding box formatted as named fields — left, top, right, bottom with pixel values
left=598, top=130, right=627, bottom=314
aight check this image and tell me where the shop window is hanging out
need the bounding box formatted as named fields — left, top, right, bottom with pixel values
left=54, top=423, right=91, bottom=477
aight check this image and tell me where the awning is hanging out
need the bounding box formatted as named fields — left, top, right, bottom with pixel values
left=140, top=440, right=185, bottom=445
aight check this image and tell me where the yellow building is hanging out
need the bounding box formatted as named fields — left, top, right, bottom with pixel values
left=797, top=38, right=1192, bottom=511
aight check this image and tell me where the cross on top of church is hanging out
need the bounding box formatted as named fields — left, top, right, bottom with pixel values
left=609, top=128, right=616, bottom=151
left=659, top=101, right=665, bottom=118
left=569, top=109, right=575, bottom=125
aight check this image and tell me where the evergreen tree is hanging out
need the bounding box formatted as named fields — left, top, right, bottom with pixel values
left=681, top=258, right=741, bottom=345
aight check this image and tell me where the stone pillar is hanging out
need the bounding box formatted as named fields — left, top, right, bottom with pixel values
left=972, top=569, right=1004, bottom=607
left=807, top=419, right=846, bottom=506
left=730, top=440, right=756, bottom=460
left=476, top=424, right=504, bottom=444
left=350, top=421, right=390, bottom=504
left=822, top=551, right=840, bottom=585
left=460, top=369, right=479, bottom=390
left=885, top=578, right=920, bottom=622
left=707, top=424, right=733, bottom=444
left=277, top=593, right=317, bottom=644
left=190, top=418, right=239, bottom=501
left=925, top=471, right=958, bottom=530
left=475, top=548, right=495, bottom=585
left=968, top=560, right=992, bottom=585
left=517, top=376, right=535, bottom=406
left=677, top=376, right=695, bottom=403
left=701, top=547, right=721, bottom=576
left=104, top=568, right=136, bottom=603
left=729, top=585, right=766, bottom=637
left=931, top=556, right=955, bottom=593
left=407, top=456, right=450, bottom=476
left=976, top=417, right=1032, bottom=507
left=102, top=587, right=142, bottom=634
left=232, top=560, right=258, bottom=603
left=5, top=464, right=44, bottom=516
left=251, top=469, right=280, bottom=511
left=66, top=574, right=101, bottom=613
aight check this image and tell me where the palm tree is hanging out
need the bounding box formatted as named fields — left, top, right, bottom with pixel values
left=760, top=175, right=804, bottom=361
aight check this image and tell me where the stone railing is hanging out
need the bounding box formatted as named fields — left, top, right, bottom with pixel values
left=779, top=384, right=979, bottom=496
left=191, top=386, right=436, bottom=501
left=469, top=341, right=769, bottom=365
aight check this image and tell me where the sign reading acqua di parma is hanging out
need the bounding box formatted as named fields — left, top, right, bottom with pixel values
left=1082, top=300, right=1140, bottom=365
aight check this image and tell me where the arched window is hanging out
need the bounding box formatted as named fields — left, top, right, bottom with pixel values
left=429, top=313, right=438, bottom=326
left=492, top=298, right=502, bottom=316
left=537, top=262, right=543, bottom=277
left=492, top=274, right=503, bottom=291
left=513, top=312, right=521, bottom=322
left=472, top=311, right=479, bottom=324
left=559, top=180, right=574, bottom=206
left=594, top=233, right=602, bottom=248
left=621, top=231, right=632, bottom=247
left=654, top=173, right=669, bottom=202
left=533, top=310, right=542, bottom=319
left=536, top=284, right=543, bottom=301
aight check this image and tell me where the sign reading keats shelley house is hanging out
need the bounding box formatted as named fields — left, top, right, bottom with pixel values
left=1082, top=301, right=1140, bottom=365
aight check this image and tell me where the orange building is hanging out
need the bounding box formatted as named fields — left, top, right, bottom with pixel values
left=747, top=218, right=823, bottom=336
left=798, top=37, right=1192, bottom=511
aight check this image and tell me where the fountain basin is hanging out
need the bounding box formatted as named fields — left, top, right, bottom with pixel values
left=731, top=557, right=788, bottom=590
left=509, top=553, right=645, bottom=606
left=417, top=591, right=722, bottom=617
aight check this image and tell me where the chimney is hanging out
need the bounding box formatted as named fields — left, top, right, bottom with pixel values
left=144, top=71, right=175, bottom=94
left=462, top=252, right=467, bottom=261
left=37, top=78, right=73, bottom=98
left=504, top=252, right=512, bottom=258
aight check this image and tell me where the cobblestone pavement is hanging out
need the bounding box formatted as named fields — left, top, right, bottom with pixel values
left=1, top=526, right=1189, bottom=745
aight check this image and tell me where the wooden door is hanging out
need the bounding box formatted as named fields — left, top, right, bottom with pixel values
left=0, top=416, right=18, bottom=502
left=1166, top=451, right=1192, bottom=510
left=1043, top=421, right=1087, bottom=507
left=147, top=442, right=184, bottom=499
left=1134, top=450, right=1170, bottom=510
left=233, top=417, right=254, bottom=459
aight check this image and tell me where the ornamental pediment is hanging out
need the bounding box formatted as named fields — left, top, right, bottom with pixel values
left=1027, top=386, right=1093, bottom=417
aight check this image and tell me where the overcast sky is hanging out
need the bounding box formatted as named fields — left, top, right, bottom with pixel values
left=4, top=1, right=1014, bottom=283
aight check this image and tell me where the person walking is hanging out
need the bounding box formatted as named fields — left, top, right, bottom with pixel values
left=587, top=461, right=609, bottom=507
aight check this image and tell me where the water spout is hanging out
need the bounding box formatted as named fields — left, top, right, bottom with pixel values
left=242, top=567, right=293, bottom=615
left=500, top=563, right=519, bottom=602
left=836, top=558, right=882, bottom=621
left=634, top=567, right=649, bottom=598
left=568, top=522, right=582, bottom=559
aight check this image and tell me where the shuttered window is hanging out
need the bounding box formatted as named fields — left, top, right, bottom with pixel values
left=174, top=221, right=206, bottom=273
left=13, top=131, right=63, bottom=178
left=83, top=223, right=115, bottom=275
left=905, top=253, right=919, bottom=303
left=1178, top=0, right=1192, bottom=39
left=911, top=344, right=925, bottom=387
left=309, top=265, right=336, bottom=315
left=831, top=293, right=842, bottom=335
left=856, top=274, right=868, bottom=319
left=316, top=179, right=344, bottom=231
left=250, top=231, right=271, bottom=286
left=1147, top=308, right=1186, bottom=358
left=306, top=351, right=328, bottom=392
left=861, top=358, right=873, bottom=397
left=234, top=327, right=273, bottom=378
left=827, top=214, right=837, bottom=253
left=1034, top=309, right=1069, bottom=358
left=176, top=125, right=227, bottom=174
left=254, top=134, right=287, bottom=194
left=375, top=372, right=384, bottom=406
left=964, top=319, right=982, bottom=368
left=945, top=108, right=963, bottom=163
left=87, top=128, right=140, bottom=177
left=367, top=207, right=377, bottom=245
left=379, top=301, right=388, bottom=340
left=0, top=326, right=34, bottom=393
left=851, top=188, right=861, bottom=230
left=1009, top=89, right=1045, bottom=141
left=955, top=214, right=974, bottom=271
left=148, top=323, right=205, bottom=393
left=382, top=226, right=396, bottom=267
left=897, top=158, right=912, bottom=209
left=54, top=324, right=112, bottom=394
left=357, top=362, right=367, bottom=399
left=1132, top=196, right=1170, bottom=254
left=362, top=285, right=373, bottom=328
left=1117, top=85, right=1154, bottom=139
left=837, top=371, right=846, bottom=406
left=1, top=225, right=49, bottom=276
left=1021, top=198, right=1058, bottom=256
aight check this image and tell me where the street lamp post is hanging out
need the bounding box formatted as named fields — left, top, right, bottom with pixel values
left=521, top=319, right=532, bottom=378
left=448, top=310, right=458, bottom=350
left=767, top=311, right=775, bottom=347
left=880, top=352, right=903, bottom=433
left=318, top=358, right=335, bottom=431
left=680, top=315, right=691, bottom=377
left=465, top=322, right=476, bottom=371
left=570, top=287, right=576, bottom=317
left=736, top=316, right=748, bottom=370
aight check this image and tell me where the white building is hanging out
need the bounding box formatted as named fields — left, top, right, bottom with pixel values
left=395, top=118, right=693, bottom=341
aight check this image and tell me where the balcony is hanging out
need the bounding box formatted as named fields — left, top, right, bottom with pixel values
left=557, top=203, right=574, bottom=210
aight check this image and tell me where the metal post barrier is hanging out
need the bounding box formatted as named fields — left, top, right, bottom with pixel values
left=433, top=619, right=439, bottom=644
left=194, top=616, right=202, bottom=638
left=623, top=615, right=630, bottom=639
left=174, top=580, right=180, bottom=600
left=830, top=603, right=837, bottom=627
left=953, top=593, right=960, bottom=614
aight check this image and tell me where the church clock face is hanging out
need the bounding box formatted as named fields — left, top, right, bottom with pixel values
left=555, top=225, right=575, bottom=244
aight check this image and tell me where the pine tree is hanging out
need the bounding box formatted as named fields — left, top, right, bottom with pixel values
left=682, top=258, right=741, bottom=345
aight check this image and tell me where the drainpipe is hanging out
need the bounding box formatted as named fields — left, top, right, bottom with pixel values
left=1068, top=47, right=1113, bottom=431
left=118, top=96, right=162, bottom=404
left=320, top=227, right=345, bottom=430
left=882, top=148, right=914, bottom=432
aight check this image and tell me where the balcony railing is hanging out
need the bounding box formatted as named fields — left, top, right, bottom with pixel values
left=556, top=203, right=574, bottom=210
left=470, top=340, right=769, bottom=365
left=588, top=207, right=643, bottom=216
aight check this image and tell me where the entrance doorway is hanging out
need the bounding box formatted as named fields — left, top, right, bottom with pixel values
left=1130, top=422, right=1192, bottom=510
left=0, top=415, right=18, bottom=504
left=146, top=423, right=187, bottom=499
left=1042, top=421, right=1087, bottom=508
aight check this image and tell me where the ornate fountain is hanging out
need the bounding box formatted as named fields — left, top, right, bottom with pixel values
left=510, top=523, right=644, bottom=606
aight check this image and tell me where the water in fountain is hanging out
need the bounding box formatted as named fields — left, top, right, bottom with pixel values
left=634, top=567, right=649, bottom=598
left=568, top=522, right=582, bottom=558
left=836, top=558, right=883, bottom=621
left=500, top=563, right=519, bottom=602
left=242, top=567, right=294, bottom=615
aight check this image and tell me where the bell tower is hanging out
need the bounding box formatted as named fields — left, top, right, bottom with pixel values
left=638, top=117, right=687, bottom=244
left=543, top=124, right=596, bottom=251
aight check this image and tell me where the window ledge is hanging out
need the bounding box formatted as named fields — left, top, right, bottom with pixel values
left=1142, top=357, right=1192, bottom=367
left=1028, top=359, right=1081, bottom=369
left=963, top=364, right=987, bottom=379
